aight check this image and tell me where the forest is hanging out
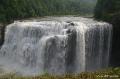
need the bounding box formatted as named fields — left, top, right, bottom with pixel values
left=94, top=0, right=120, bottom=24
left=0, top=0, right=97, bottom=23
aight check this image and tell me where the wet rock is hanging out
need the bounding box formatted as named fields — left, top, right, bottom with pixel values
left=66, top=21, right=75, bottom=26
left=0, top=24, right=5, bottom=47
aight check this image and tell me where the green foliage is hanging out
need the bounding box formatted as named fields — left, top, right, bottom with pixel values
left=0, top=0, right=97, bottom=23
left=94, top=0, right=120, bottom=23
left=0, top=68, right=120, bottom=79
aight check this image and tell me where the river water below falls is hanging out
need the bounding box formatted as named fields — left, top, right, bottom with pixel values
left=0, top=17, right=112, bottom=75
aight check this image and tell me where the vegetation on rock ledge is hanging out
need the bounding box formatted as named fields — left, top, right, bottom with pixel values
left=0, top=68, right=119, bottom=79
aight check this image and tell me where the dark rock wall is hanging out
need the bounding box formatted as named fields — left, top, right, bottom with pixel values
left=0, top=24, right=5, bottom=48
left=110, top=14, right=120, bottom=67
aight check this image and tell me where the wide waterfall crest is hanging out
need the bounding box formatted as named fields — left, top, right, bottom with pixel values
left=0, top=17, right=112, bottom=75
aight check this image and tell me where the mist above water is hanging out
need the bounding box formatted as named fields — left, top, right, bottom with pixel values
left=0, top=17, right=112, bottom=75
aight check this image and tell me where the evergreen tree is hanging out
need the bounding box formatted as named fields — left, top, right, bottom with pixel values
left=94, top=0, right=120, bottom=22
left=0, top=0, right=97, bottom=22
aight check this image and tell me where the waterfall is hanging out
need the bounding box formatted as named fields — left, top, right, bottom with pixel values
left=0, top=17, right=112, bottom=75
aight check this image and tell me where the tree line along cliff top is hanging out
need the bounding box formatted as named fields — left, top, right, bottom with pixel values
left=0, top=0, right=97, bottom=23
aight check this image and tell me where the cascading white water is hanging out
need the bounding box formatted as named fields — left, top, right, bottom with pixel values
left=0, top=17, right=112, bottom=75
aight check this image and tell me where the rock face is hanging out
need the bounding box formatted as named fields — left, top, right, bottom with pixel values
left=108, top=14, right=120, bottom=67
left=0, top=24, right=5, bottom=47
left=0, top=17, right=112, bottom=75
